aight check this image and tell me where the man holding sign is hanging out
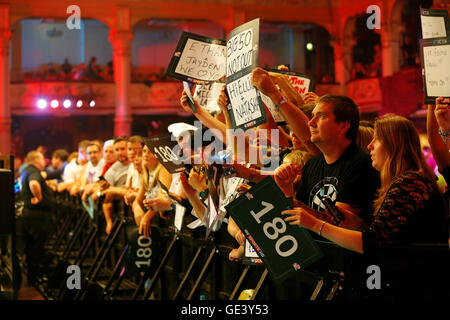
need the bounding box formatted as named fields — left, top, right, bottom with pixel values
left=251, top=67, right=380, bottom=228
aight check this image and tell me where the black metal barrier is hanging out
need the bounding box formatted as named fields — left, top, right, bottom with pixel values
left=17, top=190, right=450, bottom=301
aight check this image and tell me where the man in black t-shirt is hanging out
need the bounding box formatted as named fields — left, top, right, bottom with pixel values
left=274, top=95, right=380, bottom=227
left=17, top=151, right=56, bottom=284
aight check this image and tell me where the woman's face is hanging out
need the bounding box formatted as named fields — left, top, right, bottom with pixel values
left=142, top=145, right=157, bottom=167
left=367, top=132, right=388, bottom=171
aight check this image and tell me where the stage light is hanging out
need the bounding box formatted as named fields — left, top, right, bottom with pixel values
left=50, top=99, right=59, bottom=109
left=306, top=42, right=314, bottom=51
left=89, top=100, right=95, bottom=107
left=63, top=99, right=71, bottom=108
left=76, top=100, right=83, bottom=108
left=37, top=99, right=47, bottom=109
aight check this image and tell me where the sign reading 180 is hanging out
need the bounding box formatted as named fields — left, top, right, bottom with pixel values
left=226, top=177, right=323, bottom=283
left=152, top=146, right=179, bottom=163
left=250, top=201, right=298, bottom=258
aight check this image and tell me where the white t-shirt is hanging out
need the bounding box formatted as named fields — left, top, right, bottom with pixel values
left=125, top=163, right=141, bottom=190
left=62, top=159, right=83, bottom=183
left=104, top=161, right=130, bottom=187
left=84, top=158, right=105, bottom=184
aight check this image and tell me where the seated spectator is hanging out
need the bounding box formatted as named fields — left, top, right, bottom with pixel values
left=102, top=61, right=114, bottom=81
left=45, top=149, right=69, bottom=186
left=61, top=58, right=72, bottom=75
left=58, top=140, right=89, bottom=192
left=85, top=56, right=102, bottom=80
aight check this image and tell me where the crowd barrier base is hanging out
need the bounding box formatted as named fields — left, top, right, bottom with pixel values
left=10, top=190, right=450, bottom=301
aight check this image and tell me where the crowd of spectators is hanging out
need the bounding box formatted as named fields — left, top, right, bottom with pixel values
left=15, top=65, right=450, bottom=299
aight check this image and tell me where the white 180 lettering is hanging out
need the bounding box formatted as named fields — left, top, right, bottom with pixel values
left=250, top=201, right=298, bottom=257
left=136, top=235, right=152, bottom=268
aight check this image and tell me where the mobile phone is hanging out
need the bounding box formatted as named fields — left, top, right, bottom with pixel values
left=319, top=195, right=344, bottom=224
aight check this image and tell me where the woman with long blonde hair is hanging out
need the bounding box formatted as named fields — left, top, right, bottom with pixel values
left=132, top=145, right=172, bottom=237
left=283, top=114, right=446, bottom=253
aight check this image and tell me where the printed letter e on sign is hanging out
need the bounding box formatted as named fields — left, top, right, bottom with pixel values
left=366, top=5, right=381, bottom=30
left=66, top=5, right=81, bottom=30
left=66, top=265, right=81, bottom=289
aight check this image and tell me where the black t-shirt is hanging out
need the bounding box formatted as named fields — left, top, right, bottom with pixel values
left=296, top=142, right=380, bottom=224
left=20, top=164, right=56, bottom=211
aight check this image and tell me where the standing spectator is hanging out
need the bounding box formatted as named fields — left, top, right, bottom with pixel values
left=45, top=149, right=69, bottom=183
left=17, top=151, right=56, bottom=285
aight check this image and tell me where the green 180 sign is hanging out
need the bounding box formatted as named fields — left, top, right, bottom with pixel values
left=226, top=177, right=323, bottom=283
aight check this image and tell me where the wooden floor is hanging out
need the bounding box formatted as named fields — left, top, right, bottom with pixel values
left=16, top=272, right=45, bottom=300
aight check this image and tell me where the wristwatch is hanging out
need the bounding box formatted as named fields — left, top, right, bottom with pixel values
left=275, top=95, right=288, bottom=111
left=199, top=189, right=209, bottom=201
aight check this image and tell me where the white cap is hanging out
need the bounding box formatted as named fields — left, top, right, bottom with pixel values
left=168, top=122, right=198, bottom=139
left=103, top=139, right=114, bottom=150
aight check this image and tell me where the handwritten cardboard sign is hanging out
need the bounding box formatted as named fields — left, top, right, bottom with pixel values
left=225, top=18, right=267, bottom=131
left=167, top=32, right=227, bottom=83
left=420, top=37, right=450, bottom=104
left=193, top=82, right=224, bottom=114
left=262, top=69, right=316, bottom=124
left=420, top=8, right=449, bottom=39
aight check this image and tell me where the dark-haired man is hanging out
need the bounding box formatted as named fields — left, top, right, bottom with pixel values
left=45, top=149, right=69, bottom=183
left=252, top=68, right=379, bottom=227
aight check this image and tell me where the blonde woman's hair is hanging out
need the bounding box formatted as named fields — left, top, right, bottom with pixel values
left=373, top=114, right=438, bottom=213
left=282, top=150, right=311, bottom=168
left=356, top=125, right=374, bottom=152
left=141, top=160, right=162, bottom=192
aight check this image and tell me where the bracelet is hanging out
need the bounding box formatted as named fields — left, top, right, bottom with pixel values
left=318, top=221, right=327, bottom=236
left=438, top=128, right=450, bottom=137
left=275, top=95, right=288, bottom=111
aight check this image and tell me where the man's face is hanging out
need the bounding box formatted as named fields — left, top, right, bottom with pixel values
left=114, top=141, right=129, bottom=163
left=87, top=145, right=101, bottom=165
left=51, top=156, right=62, bottom=169
left=103, top=145, right=116, bottom=164
left=308, top=102, right=349, bottom=146
left=127, top=142, right=143, bottom=163
left=33, top=154, right=46, bottom=171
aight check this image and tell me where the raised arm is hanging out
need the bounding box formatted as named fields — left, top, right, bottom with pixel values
left=429, top=97, right=450, bottom=172
left=251, top=67, right=320, bottom=156
left=180, top=90, right=227, bottom=145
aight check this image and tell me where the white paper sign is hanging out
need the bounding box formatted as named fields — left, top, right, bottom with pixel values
left=226, top=73, right=262, bottom=127
left=193, top=82, right=223, bottom=114
left=226, top=28, right=254, bottom=78
left=260, top=92, right=284, bottom=124
left=175, top=38, right=226, bottom=81
left=286, top=75, right=311, bottom=96
left=174, top=204, right=186, bottom=232
left=423, top=44, right=450, bottom=97
left=421, top=15, right=447, bottom=39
